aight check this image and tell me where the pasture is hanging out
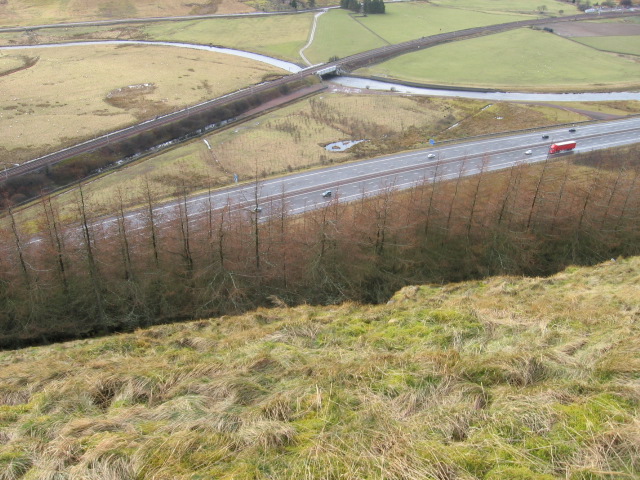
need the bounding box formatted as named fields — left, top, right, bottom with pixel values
left=0, top=44, right=287, bottom=164
left=141, top=15, right=314, bottom=62
left=432, top=0, right=577, bottom=16
left=0, top=14, right=315, bottom=63
left=573, top=35, right=640, bottom=56
left=303, top=3, right=526, bottom=64
left=356, top=27, right=640, bottom=91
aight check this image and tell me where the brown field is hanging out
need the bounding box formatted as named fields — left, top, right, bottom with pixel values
left=0, top=0, right=256, bottom=26
left=0, top=44, right=288, bottom=164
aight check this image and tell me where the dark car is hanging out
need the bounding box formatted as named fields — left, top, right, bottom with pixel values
left=569, top=128, right=576, bottom=133
left=542, top=134, right=549, bottom=139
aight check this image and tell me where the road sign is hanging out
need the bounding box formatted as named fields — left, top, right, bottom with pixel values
left=429, top=139, right=436, bottom=145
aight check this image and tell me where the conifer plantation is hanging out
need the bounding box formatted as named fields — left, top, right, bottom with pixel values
left=1, top=145, right=638, bottom=349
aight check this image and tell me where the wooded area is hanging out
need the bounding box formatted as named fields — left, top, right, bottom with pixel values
left=1, top=146, right=638, bottom=348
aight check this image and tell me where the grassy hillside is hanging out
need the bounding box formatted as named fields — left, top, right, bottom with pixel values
left=1, top=258, right=638, bottom=479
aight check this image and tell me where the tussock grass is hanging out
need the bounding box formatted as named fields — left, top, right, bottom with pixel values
left=0, top=258, right=639, bottom=478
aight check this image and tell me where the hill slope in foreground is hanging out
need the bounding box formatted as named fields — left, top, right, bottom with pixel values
left=1, top=258, right=639, bottom=479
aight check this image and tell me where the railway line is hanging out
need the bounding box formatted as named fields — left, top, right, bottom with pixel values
left=2, top=10, right=635, bottom=182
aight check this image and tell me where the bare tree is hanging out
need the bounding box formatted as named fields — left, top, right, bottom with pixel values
left=466, top=156, right=488, bottom=238
left=40, top=195, right=68, bottom=291
left=423, top=158, right=442, bottom=239
left=615, top=165, right=639, bottom=233
left=576, top=161, right=604, bottom=233
left=143, top=177, right=160, bottom=268
left=600, top=161, right=627, bottom=231
left=445, top=158, right=466, bottom=236
left=76, top=183, right=106, bottom=323
left=115, top=187, right=134, bottom=281
left=7, top=206, right=30, bottom=289
left=550, top=160, right=571, bottom=235
left=251, top=174, right=262, bottom=271
left=177, top=183, right=194, bottom=273
left=526, top=155, right=551, bottom=231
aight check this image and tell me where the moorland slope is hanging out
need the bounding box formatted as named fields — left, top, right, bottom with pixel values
left=0, top=257, right=638, bottom=479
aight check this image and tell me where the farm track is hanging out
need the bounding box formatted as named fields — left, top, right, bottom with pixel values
left=2, top=10, right=635, bottom=181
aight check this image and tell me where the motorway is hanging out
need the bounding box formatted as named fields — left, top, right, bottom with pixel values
left=87, top=116, right=640, bottom=237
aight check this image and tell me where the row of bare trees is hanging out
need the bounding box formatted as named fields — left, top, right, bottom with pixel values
left=1, top=146, right=639, bottom=348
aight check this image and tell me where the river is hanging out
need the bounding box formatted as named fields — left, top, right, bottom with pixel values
left=2, top=40, right=640, bottom=101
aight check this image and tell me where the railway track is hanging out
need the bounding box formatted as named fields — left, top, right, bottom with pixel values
left=2, top=10, right=634, bottom=182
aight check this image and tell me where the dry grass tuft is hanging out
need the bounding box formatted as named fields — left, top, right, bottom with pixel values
left=0, top=258, right=638, bottom=477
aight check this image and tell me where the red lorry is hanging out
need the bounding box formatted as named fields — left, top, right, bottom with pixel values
left=548, top=141, right=577, bottom=154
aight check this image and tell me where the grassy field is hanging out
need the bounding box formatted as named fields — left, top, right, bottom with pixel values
left=0, top=14, right=315, bottom=63
left=573, top=35, right=640, bottom=56
left=141, top=15, right=314, bottom=63
left=0, top=0, right=255, bottom=26
left=32, top=92, right=590, bottom=222
left=304, top=3, right=526, bottom=64
left=0, top=44, right=288, bottom=164
left=356, top=27, right=640, bottom=91
left=0, top=256, right=638, bottom=478
left=432, top=0, right=578, bottom=16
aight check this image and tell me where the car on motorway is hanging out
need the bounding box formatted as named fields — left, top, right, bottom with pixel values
left=251, top=206, right=262, bottom=213
left=322, top=190, right=332, bottom=198
left=427, top=153, right=436, bottom=159
left=542, top=134, right=549, bottom=139
left=569, top=128, right=576, bottom=133
left=525, top=150, right=532, bottom=155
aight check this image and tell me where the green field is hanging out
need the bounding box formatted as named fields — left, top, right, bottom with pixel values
left=0, top=44, right=287, bottom=164
left=304, top=3, right=527, bottom=63
left=573, top=35, right=640, bottom=56
left=432, top=0, right=578, bottom=15
left=356, top=28, right=640, bottom=91
left=0, top=15, right=315, bottom=64
left=141, top=15, right=315, bottom=63
left=0, top=256, right=638, bottom=478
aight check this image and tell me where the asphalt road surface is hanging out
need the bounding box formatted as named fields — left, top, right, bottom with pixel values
left=85, top=116, right=640, bottom=238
